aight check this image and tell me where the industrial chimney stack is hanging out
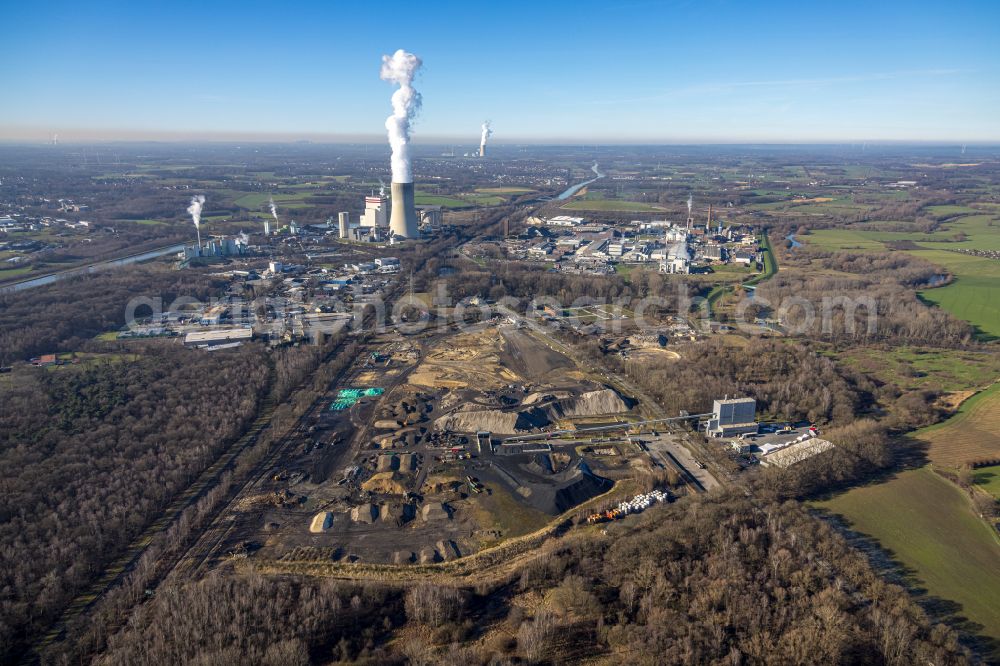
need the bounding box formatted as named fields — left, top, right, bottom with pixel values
left=389, top=182, right=419, bottom=238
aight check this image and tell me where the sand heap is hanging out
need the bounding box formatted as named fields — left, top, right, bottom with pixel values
left=362, top=472, right=409, bottom=495
left=309, top=512, right=333, bottom=533
left=434, top=388, right=631, bottom=435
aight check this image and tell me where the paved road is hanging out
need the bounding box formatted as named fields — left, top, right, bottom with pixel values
left=643, top=432, right=720, bottom=492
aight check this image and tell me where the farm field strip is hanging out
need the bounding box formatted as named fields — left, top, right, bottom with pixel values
left=816, top=466, right=1000, bottom=647
left=915, top=383, right=1000, bottom=468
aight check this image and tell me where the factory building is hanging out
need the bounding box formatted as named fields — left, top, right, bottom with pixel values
left=659, top=241, right=690, bottom=274
left=547, top=215, right=585, bottom=227
left=338, top=212, right=350, bottom=238
left=701, top=244, right=725, bottom=261
left=664, top=226, right=689, bottom=243
left=419, top=207, right=443, bottom=231
left=183, top=327, right=253, bottom=348
left=360, top=196, right=389, bottom=228
left=184, top=235, right=248, bottom=260
left=706, top=397, right=758, bottom=437
left=375, top=256, right=400, bottom=272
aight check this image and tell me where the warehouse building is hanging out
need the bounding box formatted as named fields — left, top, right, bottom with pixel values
left=184, top=328, right=253, bottom=348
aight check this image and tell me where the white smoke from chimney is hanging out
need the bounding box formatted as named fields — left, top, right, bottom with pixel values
left=187, top=194, right=205, bottom=250
left=188, top=194, right=205, bottom=228
left=268, top=196, right=278, bottom=222
left=380, top=49, right=423, bottom=183
left=480, top=120, right=493, bottom=152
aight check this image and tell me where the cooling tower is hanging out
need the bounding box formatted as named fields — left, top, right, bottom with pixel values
left=389, top=182, right=419, bottom=238
left=479, top=143, right=486, bottom=158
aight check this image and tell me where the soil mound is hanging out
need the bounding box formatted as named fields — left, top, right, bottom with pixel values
left=362, top=472, right=408, bottom=495
left=434, top=388, right=631, bottom=434
left=553, top=388, right=632, bottom=418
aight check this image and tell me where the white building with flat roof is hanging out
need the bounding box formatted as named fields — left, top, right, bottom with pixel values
left=547, top=215, right=585, bottom=227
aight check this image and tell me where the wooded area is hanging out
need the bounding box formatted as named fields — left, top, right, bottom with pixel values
left=0, top=345, right=270, bottom=661
left=92, top=491, right=969, bottom=665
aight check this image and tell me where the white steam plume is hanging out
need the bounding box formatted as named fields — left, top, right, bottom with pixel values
left=268, top=196, right=278, bottom=221
left=187, top=194, right=205, bottom=249
left=380, top=49, right=423, bottom=183
left=188, top=194, right=205, bottom=228
left=480, top=120, right=493, bottom=146
left=686, top=195, right=693, bottom=216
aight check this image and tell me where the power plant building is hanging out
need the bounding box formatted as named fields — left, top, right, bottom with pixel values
left=338, top=212, right=350, bottom=238
left=360, top=196, right=389, bottom=228
left=706, top=397, right=758, bottom=438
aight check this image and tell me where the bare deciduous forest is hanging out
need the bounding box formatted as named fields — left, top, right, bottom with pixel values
left=0, top=345, right=271, bottom=660
left=93, top=492, right=969, bottom=665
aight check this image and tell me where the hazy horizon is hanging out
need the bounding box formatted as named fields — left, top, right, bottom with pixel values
left=1, top=128, right=998, bottom=147
left=5, top=0, right=999, bottom=144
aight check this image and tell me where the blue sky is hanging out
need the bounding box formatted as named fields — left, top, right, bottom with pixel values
left=3, top=0, right=999, bottom=142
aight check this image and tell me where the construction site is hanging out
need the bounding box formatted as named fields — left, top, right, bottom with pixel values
left=202, top=318, right=694, bottom=568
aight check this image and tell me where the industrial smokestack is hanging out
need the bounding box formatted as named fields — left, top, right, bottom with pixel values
left=267, top=196, right=278, bottom=235
left=479, top=120, right=493, bottom=157
left=389, top=182, right=419, bottom=238
left=338, top=211, right=350, bottom=239
left=706, top=204, right=712, bottom=233
left=187, top=194, right=205, bottom=252
left=380, top=49, right=422, bottom=238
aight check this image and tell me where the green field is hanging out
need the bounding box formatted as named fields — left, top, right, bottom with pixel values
left=910, top=250, right=1000, bottom=339
left=414, top=194, right=469, bottom=208
left=461, top=194, right=505, bottom=206
left=834, top=347, right=1000, bottom=394
left=475, top=187, right=535, bottom=195
left=816, top=467, right=1000, bottom=646
left=804, top=214, right=1000, bottom=253
left=232, top=191, right=316, bottom=209
left=121, top=219, right=166, bottom=226
left=561, top=199, right=666, bottom=212
left=708, top=264, right=754, bottom=276
left=804, top=228, right=939, bottom=251
left=926, top=205, right=981, bottom=217
left=803, top=217, right=1000, bottom=338
left=0, top=266, right=33, bottom=279
left=975, top=465, right=1000, bottom=499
